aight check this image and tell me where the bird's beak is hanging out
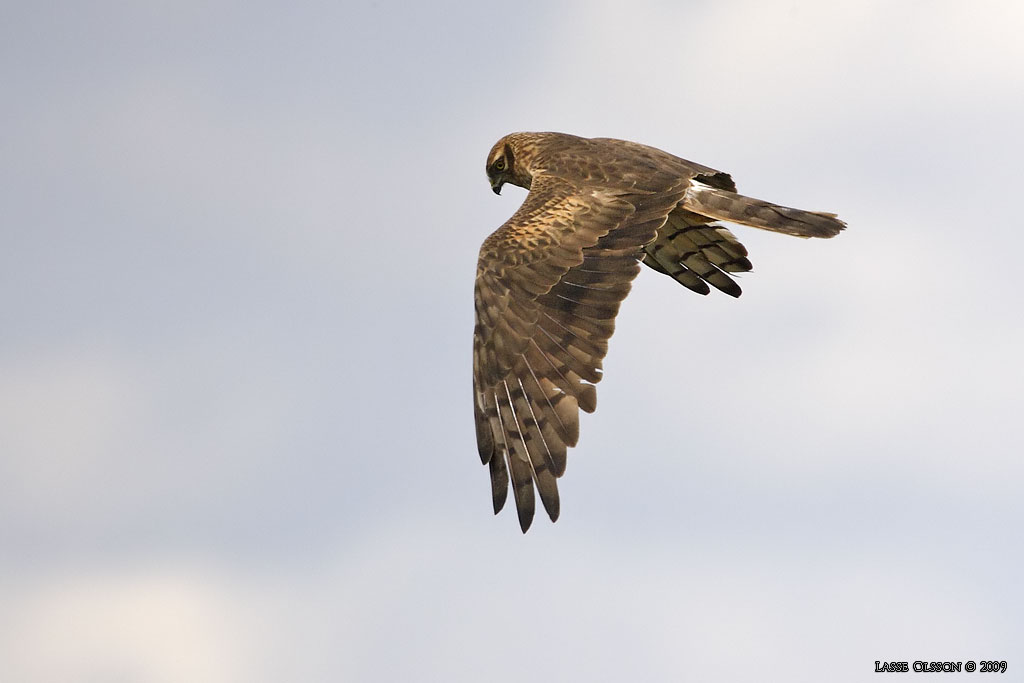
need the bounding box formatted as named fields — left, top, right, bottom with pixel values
left=491, top=180, right=503, bottom=195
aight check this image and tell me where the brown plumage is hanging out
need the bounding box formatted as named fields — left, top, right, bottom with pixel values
left=473, top=132, right=845, bottom=532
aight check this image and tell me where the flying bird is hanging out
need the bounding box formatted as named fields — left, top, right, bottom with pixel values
left=473, top=132, right=844, bottom=532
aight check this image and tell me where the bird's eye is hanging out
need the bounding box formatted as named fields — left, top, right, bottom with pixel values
left=494, top=159, right=506, bottom=171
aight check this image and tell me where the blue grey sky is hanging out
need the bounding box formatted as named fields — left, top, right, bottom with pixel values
left=2, top=1, right=1022, bottom=681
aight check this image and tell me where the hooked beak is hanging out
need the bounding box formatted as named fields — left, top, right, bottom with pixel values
left=491, top=180, right=503, bottom=195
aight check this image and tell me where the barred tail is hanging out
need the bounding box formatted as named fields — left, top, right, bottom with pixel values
left=683, top=181, right=846, bottom=239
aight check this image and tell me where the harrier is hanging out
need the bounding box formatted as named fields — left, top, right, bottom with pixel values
left=473, top=132, right=844, bottom=532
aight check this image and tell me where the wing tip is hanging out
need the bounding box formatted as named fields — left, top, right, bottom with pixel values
left=517, top=507, right=534, bottom=533
left=545, top=503, right=560, bottom=523
left=492, top=490, right=507, bottom=515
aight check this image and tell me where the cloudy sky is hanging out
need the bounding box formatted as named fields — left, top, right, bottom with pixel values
left=2, top=1, right=1022, bottom=681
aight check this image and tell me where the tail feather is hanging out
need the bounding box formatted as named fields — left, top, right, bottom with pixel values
left=683, top=181, right=845, bottom=239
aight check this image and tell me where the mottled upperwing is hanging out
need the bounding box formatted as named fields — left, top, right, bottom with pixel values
left=473, top=163, right=692, bottom=532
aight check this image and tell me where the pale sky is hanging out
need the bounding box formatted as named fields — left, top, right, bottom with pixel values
left=2, top=1, right=1022, bottom=681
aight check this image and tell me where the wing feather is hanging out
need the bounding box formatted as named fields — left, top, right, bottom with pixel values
left=642, top=209, right=753, bottom=297
left=473, top=172, right=688, bottom=531
left=494, top=384, right=535, bottom=531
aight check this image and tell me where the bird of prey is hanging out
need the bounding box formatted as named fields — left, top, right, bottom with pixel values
left=473, top=132, right=844, bottom=532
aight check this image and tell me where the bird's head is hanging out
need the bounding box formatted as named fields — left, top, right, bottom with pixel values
left=485, top=140, right=514, bottom=195
left=486, top=134, right=535, bottom=195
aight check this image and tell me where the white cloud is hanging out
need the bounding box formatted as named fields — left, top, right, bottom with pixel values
left=3, top=529, right=1011, bottom=683
left=0, top=568, right=257, bottom=683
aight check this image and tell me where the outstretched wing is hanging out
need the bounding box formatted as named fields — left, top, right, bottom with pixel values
left=473, top=173, right=688, bottom=532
